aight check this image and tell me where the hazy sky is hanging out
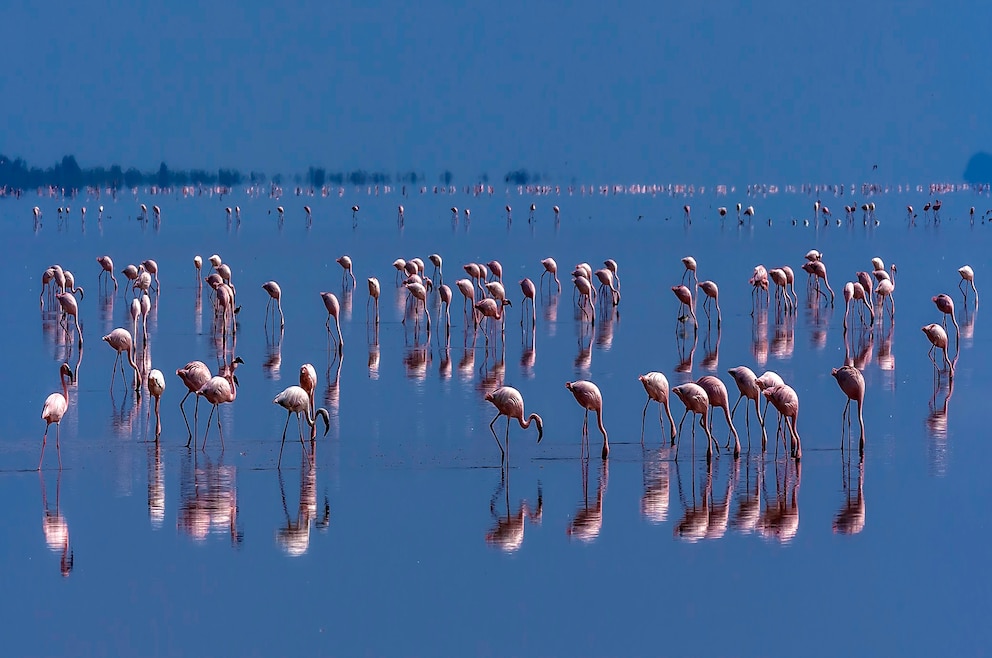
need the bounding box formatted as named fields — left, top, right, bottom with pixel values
left=2, top=0, right=989, bottom=183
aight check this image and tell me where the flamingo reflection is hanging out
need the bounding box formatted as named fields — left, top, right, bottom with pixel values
left=178, top=451, right=243, bottom=547
left=757, top=461, right=801, bottom=544
left=39, top=471, right=74, bottom=576
left=147, top=441, right=165, bottom=528
left=927, top=370, right=954, bottom=476
left=486, top=472, right=543, bottom=552
left=641, top=445, right=671, bottom=524
left=263, top=325, right=283, bottom=381
left=567, top=459, right=608, bottom=542
left=674, top=460, right=711, bottom=542
left=730, top=456, right=762, bottom=536
left=833, top=459, right=866, bottom=535
left=276, top=453, right=330, bottom=557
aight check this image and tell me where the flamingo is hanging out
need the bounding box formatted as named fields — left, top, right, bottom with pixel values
left=336, top=255, right=357, bottom=288
left=130, top=298, right=142, bottom=343
left=273, top=386, right=330, bottom=467
left=683, top=205, right=691, bottom=224
left=749, top=266, right=769, bottom=311
left=197, top=371, right=239, bottom=449
left=304, top=205, right=312, bottom=225
left=39, top=363, right=74, bottom=470
left=671, top=285, right=697, bottom=331
left=148, top=369, right=165, bottom=438
left=540, top=258, right=561, bottom=293
left=405, top=282, right=431, bottom=335
left=102, top=328, right=140, bottom=393
left=802, top=260, right=835, bottom=306
left=681, top=256, right=697, bottom=287
left=638, top=372, right=677, bottom=444
left=97, top=256, right=118, bottom=291
left=594, top=269, right=620, bottom=306
left=177, top=360, right=212, bottom=444
left=55, top=293, right=83, bottom=348
left=475, top=298, right=510, bottom=338
left=528, top=203, right=536, bottom=223
left=63, top=271, right=84, bottom=299
left=456, top=278, right=477, bottom=319
left=485, top=386, right=543, bottom=460
left=367, top=277, right=381, bottom=325
left=392, top=259, right=407, bottom=286
left=932, top=294, right=960, bottom=347
left=194, top=255, right=202, bottom=283
left=299, top=363, right=317, bottom=417
left=351, top=205, right=360, bottom=226
left=565, top=380, right=609, bottom=459
left=429, top=254, right=443, bottom=286
left=671, top=382, right=718, bottom=461
left=696, top=375, right=740, bottom=458
left=782, top=266, right=798, bottom=308
left=603, top=259, right=620, bottom=290
left=321, top=292, right=344, bottom=349
left=553, top=205, right=560, bottom=221
left=922, top=323, right=953, bottom=373
left=397, top=205, right=404, bottom=223
left=140, top=259, right=160, bottom=291
left=958, top=265, right=978, bottom=304
left=697, top=280, right=722, bottom=328
left=875, top=265, right=896, bottom=318
left=262, top=281, right=285, bottom=329
left=505, top=205, right=512, bottom=223
left=762, top=385, right=802, bottom=461
left=439, top=284, right=452, bottom=330
left=718, top=206, right=727, bottom=220
left=727, top=366, right=766, bottom=450
left=832, top=365, right=866, bottom=456
left=520, top=278, right=536, bottom=327
left=573, top=275, right=595, bottom=322
left=487, top=260, right=503, bottom=283
left=743, top=205, right=755, bottom=224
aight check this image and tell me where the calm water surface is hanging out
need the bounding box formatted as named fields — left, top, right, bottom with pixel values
left=2, top=192, right=991, bottom=656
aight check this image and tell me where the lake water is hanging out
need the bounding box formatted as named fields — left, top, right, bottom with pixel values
left=2, top=188, right=990, bottom=656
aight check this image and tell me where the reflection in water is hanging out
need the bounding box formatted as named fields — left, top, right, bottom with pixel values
left=641, top=445, right=671, bottom=524
left=844, top=326, right=874, bottom=370
left=595, top=309, right=616, bottom=351
left=403, top=344, right=430, bottom=381
left=876, top=319, right=896, bottom=391
left=674, top=460, right=711, bottom=542
left=178, top=451, right=243, bottom=547
left=927, top=372, right=954, bottom=477
left=731, top=456, right=762, bottom=536
left=959, top=303, right=977, bottom=344
left=834, top=458, right=866, bottom=535
left=574, top=323, right=593, bottom=373
left=263, top=326, right=283, bottom=381
left=477, top=346, right=505, bottom=396
left=368, top=341, right=381, bottom=380
left=40, top=471, right=74, bottom=577
left=458, top=347, right=475, bottom=383
left=325, top=351, right=343, bottom=426
left=567, top=459, right=608, bottom=542
left=770, top=311, right=795, bottom=360
left=276, top=453, right=330, bottom=557
left=147, top=442, right=165, bottom=529
left=542, top=293, right=559, bottom=337
left=804, top=300, right=829, bottom=350
left=520, top=324, right=536, bottom=378
left=701, top=327, right=720, bottom=371
left=751, top=307, right=768, bottom=367
left=757, top=461, right=801, bottom=544
left=486, top=472, right=543, bottom=552
left=101, top=289, right=115, bottom=336
left=194, top=286, right=203, bottom=336
left=675, top=331, right=697, bottom=376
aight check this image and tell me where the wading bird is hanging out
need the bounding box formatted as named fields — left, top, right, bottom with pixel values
left=485, top=386, right=543, bottom=460
left=39, top=363, right=74, bottom=470
left=565, top=381, right=609, bottom=459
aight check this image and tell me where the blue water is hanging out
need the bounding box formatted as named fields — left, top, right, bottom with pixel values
left=1, top=189, right=990, bottom=656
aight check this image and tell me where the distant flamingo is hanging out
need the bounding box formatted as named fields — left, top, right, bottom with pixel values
left=638, top=372, right=677, bottom=444
left=697, top=375, right=740, bottom=458
left=505, top=205, right=512, bottom=223
left=565, top=380, right=609, bottom=459
left=553, top=205, right=560, bottom=221
left=337, top=255, right=357, bottom=288
left=743, top=205, right=755, bottom=224
left=304, top=205, right=312, bottom=226
left=148, top=369, right=165, bottom=438
left=541, top=257, right=561, bottom=293
left=932, top=294, right=960, bottom=347
left=39, top=363, right=74, bottom=470
left=728, top=366, right=766, bottom=450
left=671, top=383, right=718, bottom=461
left=97, top=256, right=118, bottom=291
left=273, top=386, right=330, bottom=467
left=367, top=277, right=381, bottom=325
left=321, top=292, right=344, bottom=349
left=397, top=205, right=404, bottom=223
left=683, top=205, right=691, bottom=225
left=485, top=386, right=543, bottom=459
left=922, top=323, right=953, bottom=373
left=351, top=205, right=360, bottom=227
left=831, top=365, right=866, bottom=456
left=958, top=265, right=978, bottom=304
left=262, top=281, right=285, bottom=329
left=762, top=385, right=802, bottom=461
left=102, top=328, right=140, bottom=393
left=697, top=280, right=722, bottom=328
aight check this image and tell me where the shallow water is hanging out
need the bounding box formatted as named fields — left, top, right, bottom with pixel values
left=3, top=190, right=991, bottom=656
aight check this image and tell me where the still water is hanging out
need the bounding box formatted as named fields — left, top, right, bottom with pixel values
left=1, top=191, right=990, bottom=656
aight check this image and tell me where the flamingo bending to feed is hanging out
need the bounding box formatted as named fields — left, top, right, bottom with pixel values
left=485, top=386, right=543, bottom=460
left=565, top=381, right=609, bottom=459
left=39, top=363, right=74, bottom=470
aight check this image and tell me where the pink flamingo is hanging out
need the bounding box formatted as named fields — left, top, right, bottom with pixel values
left=565, top=380, right=609, bottom=459
left=762, top=385, right=802, bottom=461
left=336, top=255, right=357, bottom=288
left=140, top=259, right=160, bottom=292
left=519, top=278, right=536, bottom=327
left=932, top=294, right=959, bottom=347
left=728, top=366, right=767, bottom=450
left=573, top=275, right=595, bottom=323
left=485, top=386, right=544, bottom=460
left=802, top=260, right=834, bottom=306
left=177, top=360, right=212, bottom=443
left=958, top=265, right=978, bottom=304
left=439, top=284, right=452, bottom=331
left=197, top=370, right=239, bottom=449
left=405, top=282, right=431, bottom=335
left=922, top=323, right=952, bottom=373
left=148, top=369, right=165, bottom=438
left=102, top=328, right=140, bottom=393
left=749, top=266, right=769, bottom=311
left=194, top=256, right=202, bottom=283
left=367, top=277, right=380, bottom=325
left=487, top=260, right=503, bottom=283
left=273, top=385, right=330, bottom=466
left=832, top=365, right=866, bottom=456
left=697, top=375, right=740, bottom=458
left=769, top=268, right=791, bottom=313
left=782, top=265, right=798, bottom=308
left=55, top=292, right=83, bottom=348
left=697, top=280, right=722, bottom=328
left=475, top=298, right=510, bottom=342
left=671, top=382, right=718, bottom=461
left=671, top=285, right=697, bottom=331
left=262, top=281, right=284, bottom=329
left=456, top=278, right=476, bottom=319
left=638, top=372, right=677, bottom=444
left=39, top=363, right=74, bottom=470
left=320, top=292, right=344, bottom=349
left=604, top=259, right=620, bottom=290
left=428, top=254, right=444, bottom=286
left=97, top=256, right=117, bottom=291
left=681, top=256, right=697, bottom=287
left=540, top=258, right=561, bottom=293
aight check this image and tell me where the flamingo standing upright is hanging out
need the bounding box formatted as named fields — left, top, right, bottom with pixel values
left=197, top=371, right=239, bottom=449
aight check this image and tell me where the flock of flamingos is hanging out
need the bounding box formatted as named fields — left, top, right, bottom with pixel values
left=33, top=196, right=981, bottom=481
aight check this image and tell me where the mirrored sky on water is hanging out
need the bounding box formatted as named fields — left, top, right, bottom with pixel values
left=1, top=188, right=991, bottom=655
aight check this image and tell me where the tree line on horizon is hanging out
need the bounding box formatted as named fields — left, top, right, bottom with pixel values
left=0, top=154, right=551, bottom=192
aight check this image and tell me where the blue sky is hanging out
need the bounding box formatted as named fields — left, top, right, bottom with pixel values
left=1, top=0, right=989, bottom=183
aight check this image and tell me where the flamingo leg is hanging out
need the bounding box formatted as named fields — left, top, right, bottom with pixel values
left=489, top=413, right=505, bottom=459
left=39, top=424, right=49, bottom=470
left=181, top=390, right=193, bottom=446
